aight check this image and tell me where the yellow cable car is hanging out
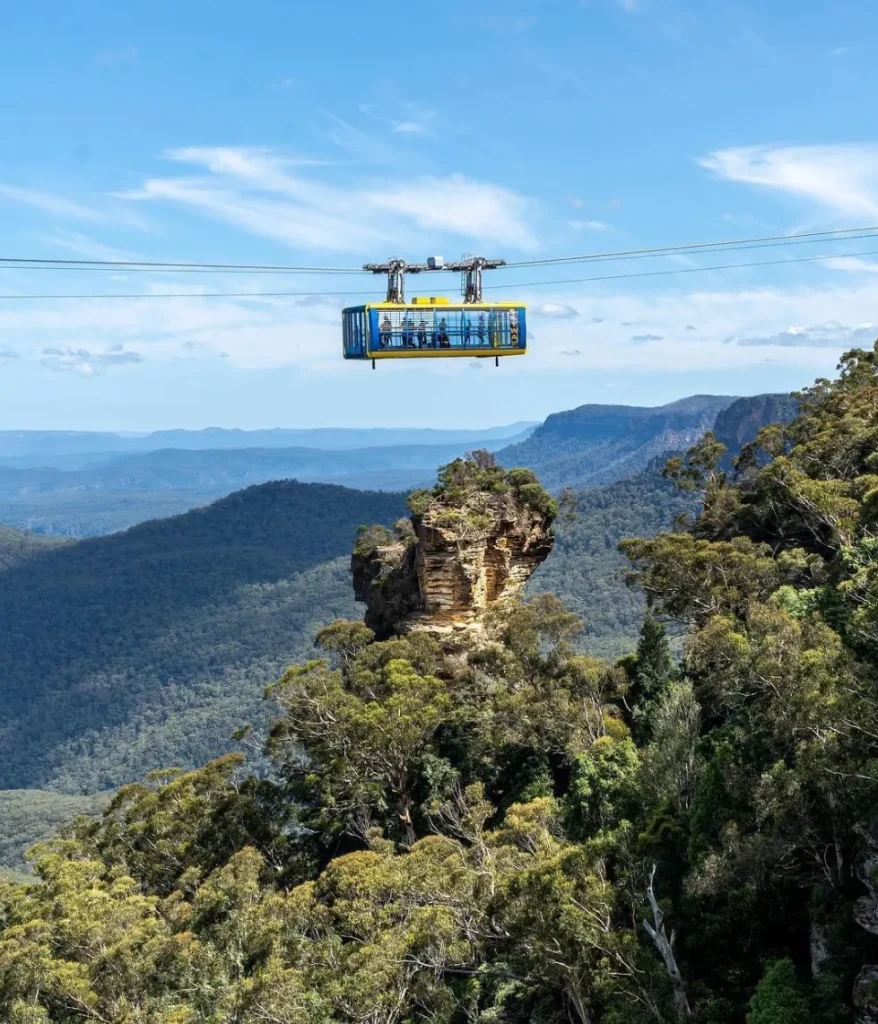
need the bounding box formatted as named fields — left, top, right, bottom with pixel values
left=342, top=256, right=526, bottom=367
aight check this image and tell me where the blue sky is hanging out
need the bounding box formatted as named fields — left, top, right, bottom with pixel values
left=2, top=0, right=878, bottom=429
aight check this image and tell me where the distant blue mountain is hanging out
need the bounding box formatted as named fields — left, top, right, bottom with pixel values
left=0, top=423, right=537, bottom=462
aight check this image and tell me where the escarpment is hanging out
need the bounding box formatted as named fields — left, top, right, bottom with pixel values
left=351, top=454, right=555, bottom=639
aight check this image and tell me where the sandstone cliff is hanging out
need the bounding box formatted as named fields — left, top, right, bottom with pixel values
left=352, top=455, right=555, bottom=639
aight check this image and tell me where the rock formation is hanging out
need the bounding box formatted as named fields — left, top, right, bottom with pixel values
left=351, top=455, right=555, bottom=639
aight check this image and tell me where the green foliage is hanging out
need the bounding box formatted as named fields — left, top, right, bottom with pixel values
left=419, top=450, right=558, bottom=521
left=1, top=364, right=875, bottom=1020
left=530, top=468, right=698, bottom=656
left=0, top=480, right=406, bottom=792
left=746, top=960, right=810, bottom=1024
left=0, top=791, right=106, bottom=874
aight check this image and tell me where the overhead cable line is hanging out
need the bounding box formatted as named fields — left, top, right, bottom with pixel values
left=2, top=224, right=878, bottom=277
left=503, top=224, right=878, bottom=268
left=0, top=256, right=366, bottom=274
left=1, top=246, right=875, bottom=300
left=2, top=229, right=878, bottom=275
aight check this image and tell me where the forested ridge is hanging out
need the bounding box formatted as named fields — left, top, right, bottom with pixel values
left=0, top=465, right=686, bottom=795
left=0, top=480, right=406, bottom=792
left=3, top=348, right=878, bottom=1020
left=499, top=394, right=735, bottom=490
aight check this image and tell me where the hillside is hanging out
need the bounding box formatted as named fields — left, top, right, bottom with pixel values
left=712, top=391, right=799, bottom=452
left=528, top=467, right=695, bottom=656
left=0, top=790, right=107, bottom=874
left=497, top=394, right=735, bottom=489
left=0, top=439, right=530, bottom=537
left=4, top=350, right=878, bottom=1020
left=0, top=480, right=406, bottom=792
left=0, top=523, right=67, bottom=570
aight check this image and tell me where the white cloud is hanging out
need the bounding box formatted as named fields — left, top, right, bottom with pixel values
left=502, top=278, right=878, bottom=374
left=0, top=185, right=107, bottom=223
left=123, top=147, right=538, bottom=252
left=825, top=256, right=878, bottom=274
left=41, top=345, right=144, bottom=375
left=536, top=302, right=580, bottom=319
left=44, top=230, right=142, bottom=262
left=698, top=143, right=878, bottom=218
left=0, top=347, right=18, bottom=365
left=830, top=46, right=851, bottom=57
left=731, top=322, right=876, bottom=348
left=360, top=102, right=436, bottom=136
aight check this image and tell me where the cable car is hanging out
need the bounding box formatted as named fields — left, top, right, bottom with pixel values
left=342, top=256, right=526, bottom=367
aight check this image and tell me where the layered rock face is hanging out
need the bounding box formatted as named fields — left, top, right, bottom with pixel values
left=351, top=467, right=554, bottom=639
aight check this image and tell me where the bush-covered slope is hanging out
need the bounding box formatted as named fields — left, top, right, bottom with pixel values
left=0, top=790, right=106, bottom=873
left=0, top=523, right=67, bottom=569
left=0, top=480, right=406, bottom=792
left=528, top=468, right=696, bottom=656
left=498, top=394, right=735, bottom=489
left=5, top=343, right=878, bottom=1020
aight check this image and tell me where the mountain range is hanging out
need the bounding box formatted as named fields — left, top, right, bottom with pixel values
left=0, top=396, right=754, bottom=537
left=498, top=394, right=737, bottom=490
left=0, top=391, right=798, bottom=870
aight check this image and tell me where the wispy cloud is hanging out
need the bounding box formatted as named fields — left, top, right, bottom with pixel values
left=0, top=347, right=19, bottom=365
left=44, top=230, right=142, bottom=262
left=830, top=46, right=851, bottom=57
left=122, top=146, right=538, bottom=252
left=0, top=184, right=150, bottom=230
left=41, top=344, right=144, bottom=375
left=629, top=333, right=664, bottom=343
left=0, top=185, right=107, bottom=223
left=698, top=143, right=878, bottom=218
left=95, top=45, right=138, bottom=66
left=360, top=102, right=436, bottom=136
left=536, top=302, right=580, bottom=319
left=731, top=322, right=876, bottom=348
left=824, top=256, right=878, bottom=274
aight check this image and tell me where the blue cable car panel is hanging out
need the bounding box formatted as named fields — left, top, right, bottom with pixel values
left=342, top=300, right=526, bottom=360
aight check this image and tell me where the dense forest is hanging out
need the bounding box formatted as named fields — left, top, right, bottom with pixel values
left=0, top=481, right=406, bottom=792
left=532, top=468, right=696, bottom=656
left=0, top=464, right=687, bottom=800
left=3, top=346, right=878, bottom=1020
left=0, top=523, right=67, bottom=570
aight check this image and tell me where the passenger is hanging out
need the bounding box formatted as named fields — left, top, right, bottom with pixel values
left=438, top=317, right=449, bottom=348
left=417, top=318, right=428, bottom=348
left=463, top=317, right=472, bottom=347
left=477, top=312, right=487, bottom=345
left=380, top=315, right=392, bottom=349
left=407, top=316, right=417, bottom=348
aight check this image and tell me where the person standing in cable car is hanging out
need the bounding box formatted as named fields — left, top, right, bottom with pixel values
left=417, top=317, right=428, bottom=348
left=438, top=317, right=449, bottom=348
left=477, top=312, right=487, bottom=346
left=380, top=314, right=392, bottom=349
left=463, top=315, right=472, bottom=347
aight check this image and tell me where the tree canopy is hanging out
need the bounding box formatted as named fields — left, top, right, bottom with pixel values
left=4, top=348, right=878, bottom=1020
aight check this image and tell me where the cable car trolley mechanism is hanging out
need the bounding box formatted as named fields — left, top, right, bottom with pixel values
left=342, top=255, right=526, bottom=368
